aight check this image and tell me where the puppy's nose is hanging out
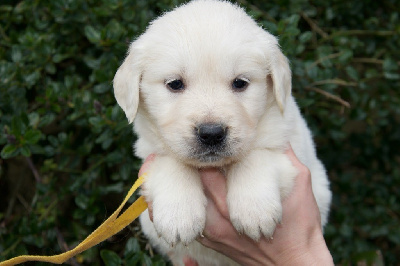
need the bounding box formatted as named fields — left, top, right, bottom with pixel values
left=196, top=123, right=227, bottom=146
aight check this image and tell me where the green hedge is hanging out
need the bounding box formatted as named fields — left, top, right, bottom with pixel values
left=0, top=0, right=399, bottom=265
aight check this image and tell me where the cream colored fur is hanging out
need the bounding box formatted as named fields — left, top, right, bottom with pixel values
left=113, top=0, right=331, bottom=265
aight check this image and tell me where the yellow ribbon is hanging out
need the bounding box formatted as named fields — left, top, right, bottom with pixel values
left=0, top=175, right=148, bottom=266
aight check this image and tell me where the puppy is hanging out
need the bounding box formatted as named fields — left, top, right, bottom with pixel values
left=113, top=0, right=332, bottom=264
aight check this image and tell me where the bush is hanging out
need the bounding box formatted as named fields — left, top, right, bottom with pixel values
left=0, top=0, right=399, bottom=265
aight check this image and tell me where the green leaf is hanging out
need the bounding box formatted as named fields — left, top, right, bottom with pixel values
left=388, top=229, right=400, bottom=244
left=317, top=46, right=332, bottom=58
left=124, top=237, right=140, bottom=257
left=53, top=54, right=71, bottom=63
left=100, top=249, right=122, bottom=266
left=125, top=253, right=141, bottom=265
left=101, top=138, right=113, bottom=149
left=11, top=116, right=24, bottom=135
left=305, top=62, right=319, bottom=80
left=24, top=129, right=42, bottom=144
left=39, top=113, right=56, bottom=127
left=295, top=44, right=305, bottom=54
left=141, top=254, right=152, bottom=266
left=352, top=250, right=384, bottom=266
left=299, top=31, right=313, bottom=43
left=345, top=66, right=359, bottom=81
left=1, top=144, right=18, bottom=159
left=28, top=112, right=40, bottom=127
left=93, top=83, right=110, bottom=94
left=24, top=71, right=41, bottom=88
left=338, top=49, right=353, bottom=63
left=286, top=14, right=300, bottom=25
left=365, top=68, right=379, bottom=79
left=22, top=234, right=45, bottom=248
left=106, top=151, right=124, bottom=163
left=75, top=194, right=90, bottom=209
left=99, top=182, right=123, bottom=194
left=104, top=19, right=125, bottom=40
left=383, top=72, right=400, bottom=80
left=45, top=63, right=56, bottom=74
left=84, top=25, right=101, bottom=44
left=0, top=5, right=13, bottom=12
left=89, top=117, right=104, bottom=128
left=20, top=146, right=31, bottom=157
left=120, top=163, right=131, bottom=180
left=11, top=46, right=22, bottom=62
left=383, top=58, right=399, bottom=72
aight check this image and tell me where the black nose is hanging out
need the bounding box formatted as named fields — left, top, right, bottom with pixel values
left=196, top=123, right=227, bottom=146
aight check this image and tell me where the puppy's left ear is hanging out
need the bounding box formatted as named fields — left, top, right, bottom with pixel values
left=269, top=49, right=292, bottom=113
left=113, top=44, right=142, bottom=123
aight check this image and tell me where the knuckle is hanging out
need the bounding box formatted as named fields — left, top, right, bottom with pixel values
left=297, top=164, right=312, bottom=182
left=204, top=225, right=227, bottom=242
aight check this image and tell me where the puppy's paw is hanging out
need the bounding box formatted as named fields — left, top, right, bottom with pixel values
left=142, top=156, right=207, bottom=246
left=228, top=191, right=282, bottom=240
left=152, top=198, right=206, bottom=245
left=226, top=149, right=297, bottom=240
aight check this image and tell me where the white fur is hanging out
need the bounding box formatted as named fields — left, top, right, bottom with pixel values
left=113, top=0, right=331, bottom=264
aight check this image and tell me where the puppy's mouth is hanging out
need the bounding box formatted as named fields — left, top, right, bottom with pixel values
left=193, top=149, right=231, bottom=163
left=187, top=141, right=238, bottom=166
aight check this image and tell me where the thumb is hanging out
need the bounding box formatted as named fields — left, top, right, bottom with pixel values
left=138, top=154, right=156, bottom=177
left=183, top=256, right=199, bottom=266
left=199, top=168, right=229, bottom=219
left=138, top=154, right=156, bottom=221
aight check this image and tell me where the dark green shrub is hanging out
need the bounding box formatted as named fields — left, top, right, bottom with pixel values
left=1, top=0, right=399, bottom=264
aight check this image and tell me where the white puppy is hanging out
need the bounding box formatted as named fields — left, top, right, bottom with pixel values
left=113, top=0, right=331, bottom=265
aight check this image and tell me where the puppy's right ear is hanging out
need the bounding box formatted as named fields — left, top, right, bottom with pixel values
left=113, top=44, right=142, bottom=123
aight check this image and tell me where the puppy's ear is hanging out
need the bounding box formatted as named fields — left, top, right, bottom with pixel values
left=269, top=49, right=292, bottom=113
left=113, top=44, right=142, bottom=123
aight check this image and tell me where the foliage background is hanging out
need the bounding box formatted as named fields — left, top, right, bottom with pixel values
left=0, top=0, right=399, bottom=265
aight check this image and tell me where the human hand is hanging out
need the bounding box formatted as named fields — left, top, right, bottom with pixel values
left=191, top=146, right=333, bottom=265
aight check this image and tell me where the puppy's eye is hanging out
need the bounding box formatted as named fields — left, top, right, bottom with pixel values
left=166, top=79, right=185, bottom=91
left=232, top=78, right=249, bottom=91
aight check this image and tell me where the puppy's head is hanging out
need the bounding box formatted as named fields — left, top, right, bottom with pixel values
left=114, top=0, right=291, bottom=167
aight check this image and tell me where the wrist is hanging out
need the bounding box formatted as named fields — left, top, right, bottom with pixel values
left=277, top=234, right=333, bottom=265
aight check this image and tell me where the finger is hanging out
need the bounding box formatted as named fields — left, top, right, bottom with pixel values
left=283, top=145, right=320, bottom=223
left=285, top=144, right=303, bottom=170
left=198, top=196, right=236, bottom=247
left=285, top=144, right=312, bottom=191
left=138, top=154, right=156, bottom=177
left=147, top=201, right=153, bottom=222
left=138, top=154, right=156, bottom=222
left=199, top=168, right=230, bottom=219
left=183, top=256, right=199, bottom=266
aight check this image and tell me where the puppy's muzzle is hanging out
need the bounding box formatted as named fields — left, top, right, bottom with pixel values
left=196, top=123, right=227, bottom=147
